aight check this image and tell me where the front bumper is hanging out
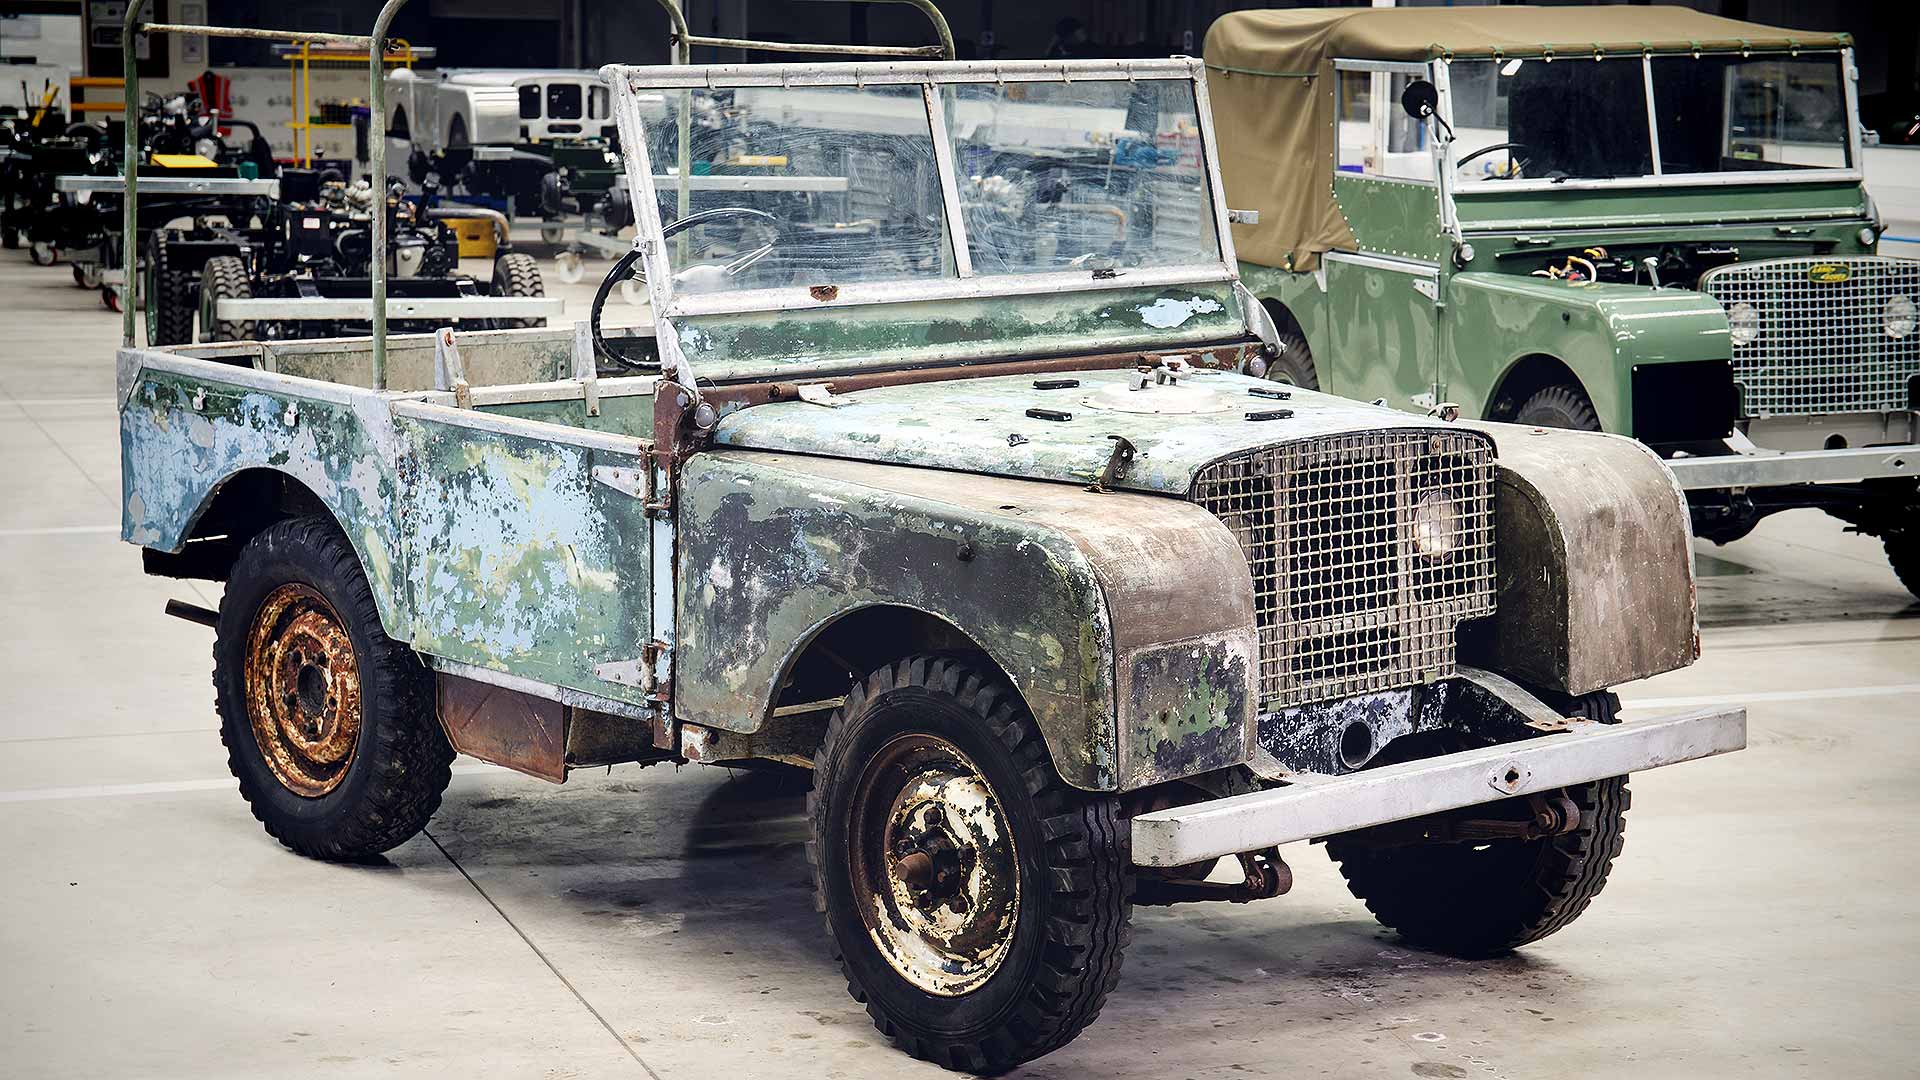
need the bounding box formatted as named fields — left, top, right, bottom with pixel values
left=1130, top=704, right=1745, bottom=867
left=1664, top=443, right=1917, bottom=490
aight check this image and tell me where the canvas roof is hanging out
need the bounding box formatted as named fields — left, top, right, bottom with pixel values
left=1206, top=6, right=1850, bottom=70
left=1203, top=6, right=1852, bottom=269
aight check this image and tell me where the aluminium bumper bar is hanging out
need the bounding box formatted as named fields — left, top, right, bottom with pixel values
left=1130, top=705, right=1746, bottom=867
left=1664, top=445, right=1917, bottom=490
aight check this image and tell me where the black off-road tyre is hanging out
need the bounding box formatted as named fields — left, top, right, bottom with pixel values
left=1262, top=332, right=1319, bottom=390
left=1, top=221, right=18, bottom=249
left=1886, top=519, right=1920, bottom=601
left=807, top=655, right=1132, bottom=1074
left=214, top=516, right=453, bottom=860
left=490, top=252, right=546, bottom=329
left=144, top=233, right=195, bottom=346
left=197, top=254, right=254, bottom=342
left=1514, top=383, right=1602, bottom=431
left=1326, top=691, right=1629, bottom=958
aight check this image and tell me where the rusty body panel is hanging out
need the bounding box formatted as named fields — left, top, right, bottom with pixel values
left=437, top=672, right=568, bottom=782
left=1457, top=423, right=1699, bottom=695
left=674, top=450, right=1255, bottom=792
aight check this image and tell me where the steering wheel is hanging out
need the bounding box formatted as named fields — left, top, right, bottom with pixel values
left=591, top=206, right=779, bottom=371
left=1457, top=141, right=1528, bottom=178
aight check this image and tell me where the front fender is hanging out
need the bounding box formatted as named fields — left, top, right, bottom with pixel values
left=1458, top=419, right=1699, bottom=694
left=1448, top=273, right=1731, bottom=429
left=674, top=451, right=1257, bottom=792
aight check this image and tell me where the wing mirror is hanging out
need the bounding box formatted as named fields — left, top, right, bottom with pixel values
left=1400, top=80, right=1439, bottom=120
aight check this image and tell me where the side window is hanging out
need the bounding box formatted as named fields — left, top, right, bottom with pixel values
left=518, top=85, right=540, bottom=120
left=589, top=85, right=609, bottom=120
left=1335, top=68, right=1434, bottom=182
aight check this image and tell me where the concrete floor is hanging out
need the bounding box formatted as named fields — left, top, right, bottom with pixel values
left=2, top=232, right=1917, bottom=1080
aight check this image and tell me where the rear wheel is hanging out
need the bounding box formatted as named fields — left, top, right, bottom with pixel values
left=197, top=254, right=254, bottom=342
left=808, top=655, right=1132, bottom=1073
left=490, top=251, right=546, bottom=329
left=1514, top=383, right=1602, bottom=431
left=144, top=233, right=195, bottom=346
left=215, top=516, right=453, bottom=859
left=1326, top=691, right=1629, bottom=958
left=29, top=239, right=56, bottom=265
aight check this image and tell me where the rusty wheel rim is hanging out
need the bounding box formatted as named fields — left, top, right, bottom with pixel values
left=849, top=733, right=1020, bottom=997
left=243, top=583, right=362, bottom=798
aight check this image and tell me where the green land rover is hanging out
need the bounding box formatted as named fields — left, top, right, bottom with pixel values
left=1207, top=6, right=1920, bottom=595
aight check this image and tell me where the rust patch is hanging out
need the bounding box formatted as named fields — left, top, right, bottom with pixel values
left=809, top=284, right=840, bottom=302
left=244, top=583, right=363, bottom=797
left=435, top=673, right=567, bottom=782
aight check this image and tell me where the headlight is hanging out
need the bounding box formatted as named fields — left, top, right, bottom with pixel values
left=1411, top=489, right=1460, bottom=562
left=1884, top=296, right=1917, bottom=339
left=1727, top=302, right=1761, bottom=347
left=193, top=137, right=222, bottom=161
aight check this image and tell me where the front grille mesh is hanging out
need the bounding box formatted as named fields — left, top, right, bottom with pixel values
left=1189, top=430, right=1497, bottom=711
left=1701, top=256, right=1920, bottom=417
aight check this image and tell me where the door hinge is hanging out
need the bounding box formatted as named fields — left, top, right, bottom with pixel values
left=591, top=464, right=650, bottom=500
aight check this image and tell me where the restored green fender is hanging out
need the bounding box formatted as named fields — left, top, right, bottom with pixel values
left=1443, top=273, right=1732, bottom=430
left=673, top=450, right=1257, bottom=793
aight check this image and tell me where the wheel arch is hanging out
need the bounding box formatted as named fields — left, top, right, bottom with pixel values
left=772, top=601, right=1005, bottom=715
left=1486, top=353, right=1588, bottom=424
left=146, top=463, right=411, bottom=640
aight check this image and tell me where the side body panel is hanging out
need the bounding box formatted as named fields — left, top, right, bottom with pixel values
left=1331, top=175, right=1447, bottom=263
left=673, top=451, right=1256, bottom=792
left=395, top=409, right=655, bottom=708
left=1321, top=255, right=1439, bottom=411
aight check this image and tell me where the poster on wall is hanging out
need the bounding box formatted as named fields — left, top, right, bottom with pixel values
left=85, top=0, right=169, bottom=78
left=178, top=0, right=205, bottom=67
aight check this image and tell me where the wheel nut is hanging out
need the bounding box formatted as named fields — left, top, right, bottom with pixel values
left=894, top=850, right=935, bottom=889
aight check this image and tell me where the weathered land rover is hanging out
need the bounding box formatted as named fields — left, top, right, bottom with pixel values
left=1206, top=7, right=1920, bottom=595
left=120, top=53, right=1744, bottom=1072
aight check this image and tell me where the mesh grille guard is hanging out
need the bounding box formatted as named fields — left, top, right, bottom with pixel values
left=1188, top=430, right=1498, bottom=711
left=1701, top=255, right=1920, bottom=418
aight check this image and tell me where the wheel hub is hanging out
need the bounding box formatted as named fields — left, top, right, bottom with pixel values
left=243, top=583, right=362, bottom=797
left=851, top=734, right=1020, bottom=996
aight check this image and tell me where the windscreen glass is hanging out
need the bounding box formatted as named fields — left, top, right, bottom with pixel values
left=1651, top=53, right=1850, bottom=173
left=941, top=79, right=1218, bottom=273
left=518, top=85, right=540, bottom=120
left=646, top=85, right=953, bottom=293
left=1448, top=57, right=1652, bottom=183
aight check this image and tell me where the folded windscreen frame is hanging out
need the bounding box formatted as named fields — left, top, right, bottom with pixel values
left=599, top=59, right=1252, bottom=383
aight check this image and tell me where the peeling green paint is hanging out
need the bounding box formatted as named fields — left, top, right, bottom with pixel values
left=676, top=283, right=1245, bottom=382
left=397, top=415, right=653, bottom=705
left=674, top=450, right=1121, bottom=791
left=119, top=368, right=410, bottom=635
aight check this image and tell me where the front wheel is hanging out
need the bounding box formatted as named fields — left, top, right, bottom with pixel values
left=1514, top=382, right=1602, bottom=431
left=1325, top=691, right=1629, bottom=958
left=807, top=655, right=1132, bottom=1074
left=214, top=516, right=453, bottom=859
